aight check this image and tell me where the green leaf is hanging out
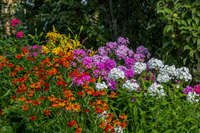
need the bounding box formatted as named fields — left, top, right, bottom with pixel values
left=191, top=7, right=196, bottom=14
left=2, top=89, right=11, bottom=99
left=197, top=10, right=200, bottom=17
left=187, top=18, right=192, bottom=25
left=197, top=39, right=200, bottom=46
left=163, top=129, right=175, bottom=133
left=190, top=50, right=196, bottom=57
left=184, top=45, right=192, bottom=50
left=183, top=58, right=188, bottom=65
left=195, top=17, right=200, bottom=25
left=167, top=25, right=173, bottom=32
left=181, top=20, right=187, bottom=26
left=192, top=22, right=198, bottom=30
left=192, top=1, right=200, bottom=7
left=82, top=129, right=93, bottom=133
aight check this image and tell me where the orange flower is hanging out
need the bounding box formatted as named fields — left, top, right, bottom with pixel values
left=30, top=115, right=36, bottom=120
left=58, top=101, right=65, bottom=107
left=72, top=103, right=81, bottom=111
left=84, top=108, right=90, bottom=113
left=68, top=120, right=76, bottom=127
left=99, top=121, right=106, bottom=128
left=113, top=119, right=121, bottom=126
left=105, top=116, right=112, bottom=123
left=65, top=103, right=72, bottom=110
left=26, top=97, right=32, bottom=103
left=120, top=121, right=128, bottom=129
left=9, top=72, right=16, bottom=76
left=0, top=56, right=3, bottom=60
left=8, top=63, right=14, bottom=67
left=48, top=95, right=56, bottom=101
left=99, top=89, right=107, bottom=96
left=75, top=128, right=82, bottom=133
left=89, top=77, right=96, bottom=83
left=43, top=109, right=51, bottom=115
left=40, top=95, right=46, bottom=100
left=16, top=54, right=22, bottom=59
left=27, top=56, right=32, bottom=60
left=19, top=95, right=26, bottom=101
left=14, top=65, right=20, bottom=70
left=109, top=92, right=117, bottom=98
left=21, top=104, right=29, bottom=110
left=119, top=113, right=127, bottom=120
left=30, top=82, right=36, bottom=88
left=32, top=99, right=41, bottom=106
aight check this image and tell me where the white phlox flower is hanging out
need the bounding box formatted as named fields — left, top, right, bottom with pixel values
left=157, top=71, right=171, bottom=83
left=176, top=67, right=192, bottom=81
left=133, top=62, right=146, bottom=74
left=187, top=91, right=200, bottom=104
left=95, top=82, right=108, bottom=91
left=160, top=65, right=177, bottom=77
left=147, top=83, right=166, bottom=98
left=122, top=79, right=140, bottom=92
left=108, top=68, right=125, bottom=81
left=147, top=58, right=164, bottom=70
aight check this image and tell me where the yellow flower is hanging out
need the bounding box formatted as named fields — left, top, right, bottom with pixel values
left=42, top=45, right=50, bottom=53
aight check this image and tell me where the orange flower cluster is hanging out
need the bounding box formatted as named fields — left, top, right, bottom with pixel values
left=2, top=46, right=129, bottom=132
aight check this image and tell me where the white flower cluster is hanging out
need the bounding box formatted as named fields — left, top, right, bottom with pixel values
left=144, top=83, right=166, bottom=99
left=122, top=79, right=140, bottom=92
left=108, top=68, right=125, bottom=81
left=133, top=62, right=146, bottom=74
left=157, top=71, right=171, bottom=83
left=176, top=67, right=192, bottom=81
left=160, top=65, right=177, bottom=77
left=147, top=58, right=164, bottom=70
left=187, top=91, right=200, bottom=104
left=95, top=82, right=108, bottom=91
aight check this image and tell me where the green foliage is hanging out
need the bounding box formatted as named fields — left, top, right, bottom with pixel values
left=10, top=0, right=105, bottom=50
left=88, top=0, right=166, bottom=57
left=157, top=0, right=200, bottom=87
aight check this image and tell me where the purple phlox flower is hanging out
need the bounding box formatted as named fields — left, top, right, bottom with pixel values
left=128, top=50, right=134, bottom=58
left=117, top=37, right=129, bottom=46
left=124, top=57, right=135, bottom=69
left=96, top=62, right=105, bottom=70
left=185, top=86, right=193, bottom=92
left=106, top=42, right=118, bottom=52
left=115, top=45, right=129, bottom=60
left=131, top=97, right=139, bottom=102
left=117, top=66, right=127, bottom=73
left=107, top=79, right=119, bottom=90
left=125, top=69, right=135, bottom=79
left=105, top=59, right=116, bottom=71
left=98, top=46, right=108, bottom=56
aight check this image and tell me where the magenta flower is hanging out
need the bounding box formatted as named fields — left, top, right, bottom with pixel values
left=16, top=31, right=23, bottom=38
left=11, top=18, right=20, bottom=26
left=194, top=85, right=200, bottom=94
left=33, top=45, right=37, bottom=49
left=33, top=52, right=37, bottom=57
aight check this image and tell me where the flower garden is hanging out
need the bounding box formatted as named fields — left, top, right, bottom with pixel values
left=1, top=18, right=200, bottom=133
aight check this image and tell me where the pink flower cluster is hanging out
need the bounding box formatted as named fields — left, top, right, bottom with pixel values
left=16, top=31, right=23, bottom=38
left=11, top=18, right=20, bottom=26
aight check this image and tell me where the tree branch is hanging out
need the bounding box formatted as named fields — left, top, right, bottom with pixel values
left=109, top=0, right=115, bottom=21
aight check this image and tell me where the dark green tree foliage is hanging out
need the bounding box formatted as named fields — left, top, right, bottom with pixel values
left=9, top=0, right=165, bottom=57
left=12, top=0, right=105, bottom=49
left=87, top=0, right=166, bottom=57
